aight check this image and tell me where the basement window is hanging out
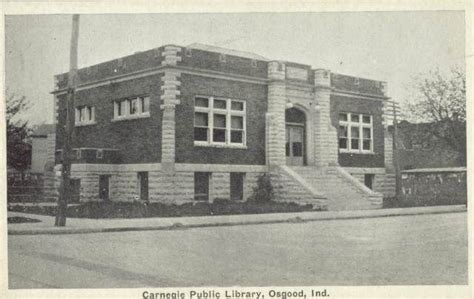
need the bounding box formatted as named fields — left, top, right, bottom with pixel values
left=137, top=172, right=149, bottom=201
left=194, top=172, right=210, bottom=201
left=230, top=173, right=245, bottom=201
left=364, top=174, right=375, bottom=190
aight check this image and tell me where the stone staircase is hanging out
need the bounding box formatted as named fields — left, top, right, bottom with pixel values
left=290, top=166, right=383, bottom=211
left=270, top=166, right=328, bottom=210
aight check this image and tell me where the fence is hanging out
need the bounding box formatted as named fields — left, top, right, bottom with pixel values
left=400, top=167, right=467, bottom=206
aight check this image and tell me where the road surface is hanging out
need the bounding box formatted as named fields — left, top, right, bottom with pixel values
left=8, top=212, right=467, bottom=288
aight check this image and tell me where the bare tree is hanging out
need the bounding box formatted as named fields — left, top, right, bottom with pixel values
left=407, top=68, right=466, bottom=165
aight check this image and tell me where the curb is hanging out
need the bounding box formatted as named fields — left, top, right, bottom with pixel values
left=8, top=205, right=467, bottom=235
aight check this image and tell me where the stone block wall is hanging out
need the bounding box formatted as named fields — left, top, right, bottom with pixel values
left=160, top=68, right=181, bottom=173
left=349, top=171, right=387, bottom=196
left=270, top=167, right=327, bottom=208
left=212, top=172, right=230, bottom=200
left=314, top=69, right=338, bottom=167
left=68, top=165, right=265, bottom=204
left=267, top=61, right=287, bottom=166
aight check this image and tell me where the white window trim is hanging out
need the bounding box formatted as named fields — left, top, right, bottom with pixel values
left=75, top=106, right=96, bottom=126
left=339, top=112, right=374, bottom=154
left=193, top=96, right=247, bottom=148
left=113, top=96, right=150, bottom=122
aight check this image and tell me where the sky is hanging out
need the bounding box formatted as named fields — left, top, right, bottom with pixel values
left=5, top=11, right=465, bottom=125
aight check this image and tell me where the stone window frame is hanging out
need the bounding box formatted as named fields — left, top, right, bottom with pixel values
left=338, top=112, right=374, bottom=154
left=75, top=105, right=96, bottom=126
left=112, top=95, right=150, bottom=121
left=193, top=95, right=247, bottom=148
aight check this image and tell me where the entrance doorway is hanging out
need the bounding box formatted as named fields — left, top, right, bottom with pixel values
left=285, top=108, right=306, bottom=166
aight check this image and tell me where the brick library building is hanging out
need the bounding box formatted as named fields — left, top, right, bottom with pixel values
left=52, top=43, right=396, bottom=211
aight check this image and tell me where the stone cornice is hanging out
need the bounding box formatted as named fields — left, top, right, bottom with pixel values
left=52, top=65, right=269, bottom=96
left=331, top=89, right=390, bottom=101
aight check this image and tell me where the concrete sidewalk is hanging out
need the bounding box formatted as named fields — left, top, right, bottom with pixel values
left=7, top=205, right=467, bottom=235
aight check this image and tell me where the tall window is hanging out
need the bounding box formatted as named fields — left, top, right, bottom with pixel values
left=113, top=96, right=150, bottom=120
left=193, top=96, right=246, bottom=146
left=75, top=106, right=95, bottom=125
left=338, top=112, right=373, bottom=152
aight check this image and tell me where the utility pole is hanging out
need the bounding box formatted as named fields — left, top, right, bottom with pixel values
left=55, top=14, right=80, bottom=226
left=392, top=100, right=402, bottom=198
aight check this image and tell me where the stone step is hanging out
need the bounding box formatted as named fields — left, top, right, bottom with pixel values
left=289, top=166, right=381, bottom=211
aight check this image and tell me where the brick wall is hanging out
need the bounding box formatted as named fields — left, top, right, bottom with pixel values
left=330, top=95, right=385, bottom=168
left=176, top=73, right=267, bottom=164
left=180, top=47, right=268, bottom=78
left=55, top=75, right=163, bottom=164
left=331, top=73, right=386, bottom=97
left=55, top=47, right=165, bottom=89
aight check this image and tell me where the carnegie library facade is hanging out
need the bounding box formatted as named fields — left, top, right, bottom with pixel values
left=52, top=43, right=395, bottom=210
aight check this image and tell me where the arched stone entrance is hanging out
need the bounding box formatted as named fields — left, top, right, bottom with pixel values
left=285, top=107, right=306, bottom=166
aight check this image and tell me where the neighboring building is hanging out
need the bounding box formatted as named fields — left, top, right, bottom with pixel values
left=29, top=124, right=57, bottom=201
left=396, top=120, right=465, bottom=170
left=30, top=124, right=56, bottom=174
left=52, top=43, right=396, bottom=210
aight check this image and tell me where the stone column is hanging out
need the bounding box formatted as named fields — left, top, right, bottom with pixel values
left=160, top=46, right=182, bottom=174
left=266, top=61, right=287, bottom=167
left=382, top=94, right=396, bottom=197
left=313, top=69, right=338, bottom=167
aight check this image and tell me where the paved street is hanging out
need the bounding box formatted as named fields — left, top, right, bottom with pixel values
left=8, top=212, right=467, bottom=288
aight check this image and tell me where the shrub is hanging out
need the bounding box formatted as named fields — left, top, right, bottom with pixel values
left=249, top=174, right=274, bottom=203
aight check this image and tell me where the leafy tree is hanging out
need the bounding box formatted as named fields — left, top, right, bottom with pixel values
left=407, top=68, right=466, bottom=165
left=6, top=93, right=31, bottom=179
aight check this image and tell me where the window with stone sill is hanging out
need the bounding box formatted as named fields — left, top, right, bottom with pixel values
left=338, top=112, right=373, bottom=153
left=75, top=106, right=95, bottom=126
left=194, top=96, right=246, bottom=147
left=113, top=96, right=150, bottom=120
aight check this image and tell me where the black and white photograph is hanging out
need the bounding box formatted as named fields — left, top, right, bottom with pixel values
left=1, top=1, right=470, bottom=298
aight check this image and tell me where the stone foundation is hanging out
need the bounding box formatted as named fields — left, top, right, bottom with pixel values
left=62, top=163, right=265, bottom=204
